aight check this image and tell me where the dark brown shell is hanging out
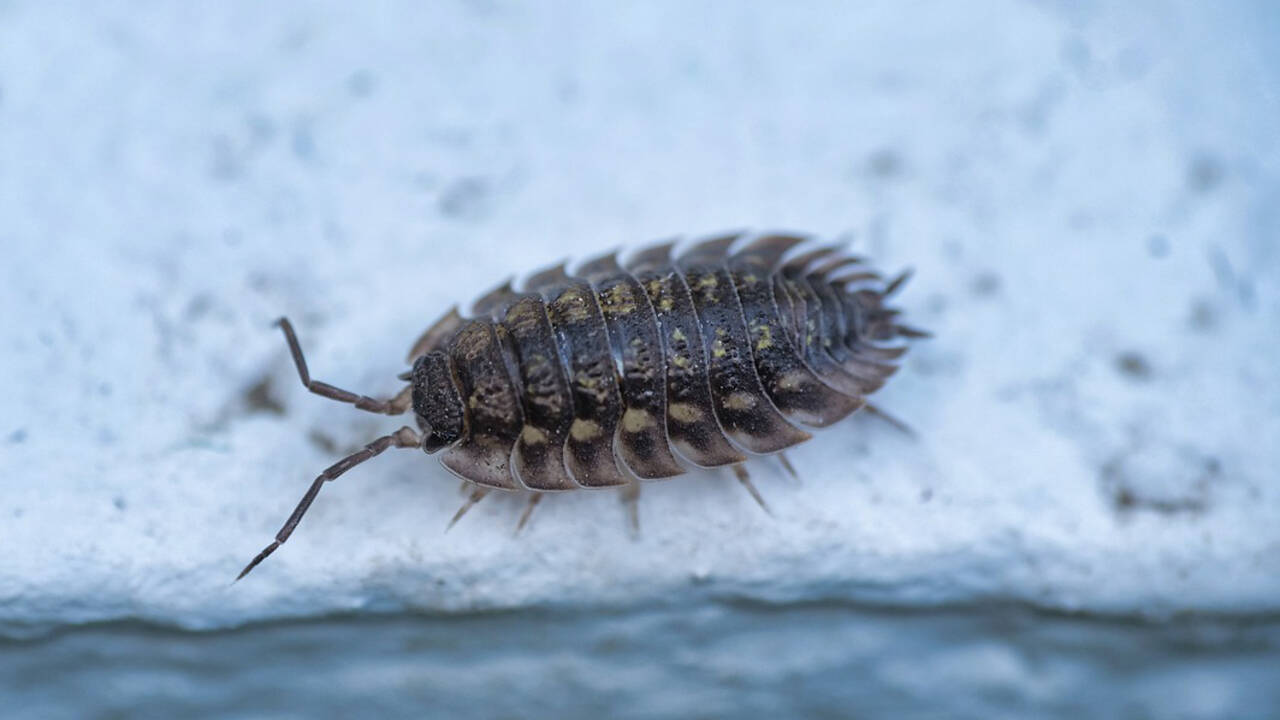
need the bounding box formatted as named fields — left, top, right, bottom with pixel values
left=408, top=233, right=919, bottom=491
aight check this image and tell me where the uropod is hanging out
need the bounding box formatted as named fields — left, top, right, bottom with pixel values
left=237, top=232, right=926, bottom=580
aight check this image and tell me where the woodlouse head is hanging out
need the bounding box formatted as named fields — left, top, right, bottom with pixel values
left=409, top=351, right=465, bottom=454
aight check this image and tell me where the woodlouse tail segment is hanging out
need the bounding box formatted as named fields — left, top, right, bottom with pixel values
left=277, top=317, right=412, bottom=416
left=235, top=426, right=421, bottom=581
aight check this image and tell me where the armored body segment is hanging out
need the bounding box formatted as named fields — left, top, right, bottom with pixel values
left=471, top=278, right=524, bottom=319
left=410, top=350, right=465, bottom=452
left=677, top=261, right=811, bottom=453
left=406, top=306, right=464, bottom=363
left=524, top=261, right=572, bottom=294
left=676, top=233, right=741, bottom=265
left=501, top=296, right=579, bottom=490
left=543, top=281, right=632, bottom=487
left=576, top=251, right=624, bottom=279
left=439, top=320, right=524, bottom=490
left=630, top=265, right=747, bottom=467
left=728, top=253, right=863, bottom=428
left=590, top=270, right=686, bottom=479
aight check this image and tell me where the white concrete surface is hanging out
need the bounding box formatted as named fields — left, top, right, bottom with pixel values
left=1, top=1, right=1277, bottom=641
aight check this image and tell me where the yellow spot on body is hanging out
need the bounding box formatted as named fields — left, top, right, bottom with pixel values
left=778, top=370, right=809, bottom=392
left=521, top=426, right=549, bottom=445
left=672, top=353, right=690, bottom=369
left=696, top=274, right=718, bottom=301
left=569, top=418, right=602, bottom=441
left=671, top=328, right=687, bottom=343
left=741, top=273, right=758, bottom=286
left=556, top=289, right=593, bottom=323
left=668, top=402, right=703, bottom=423
left=755, top=325, right=774, bottom=351
left=602, top=284, right=637, bottom=316
left=622, top=408, right=654, bottom=433
left=658, top=296, right=674, bottom=312
left=723, top=392, right=758, bottom=411
left=712, top=330, right=728, bottom=359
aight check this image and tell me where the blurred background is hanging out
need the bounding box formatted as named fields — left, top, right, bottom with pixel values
left=1, top=1, right=1278, bottom=718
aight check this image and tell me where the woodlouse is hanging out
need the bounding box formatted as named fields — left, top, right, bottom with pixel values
left=237, top=232, right=925, bottom=580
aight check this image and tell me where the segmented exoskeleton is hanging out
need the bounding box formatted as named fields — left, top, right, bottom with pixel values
left=237, top=233, right=925, bottom=580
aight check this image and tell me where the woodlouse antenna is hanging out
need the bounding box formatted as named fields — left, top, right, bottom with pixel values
left=277, top=317, right=412, bottom=415
left=236, top=426, right=421, bottom=581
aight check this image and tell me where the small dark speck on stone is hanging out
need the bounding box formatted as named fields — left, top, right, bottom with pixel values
left=1114, top=487, right=1136, bottom=509
left=970, top=271, right=1001, bottom=297
left=920, top=488, right=933, bottom=503
left=1188, top=153, right=1224, bottom=193
left=245, top=375, right=286, bottom=416
left=347, top=70, right=375, bottom=98
left=1115, top=351, right=1152, bottom=380
left=7, top=428, right=26, bottom=444
left=1147, top=234, right=1170, bottom=258
left=292, top=122, right=316, bottom=162
left=113, top=496, right=127, bottom=511
left=184, top=293, right=213, bottom=321
left=209, top=135, right=241, bottom=182
left=438, top=177, right=491, bottom=220
left=1188, top=298, right=1217, bottom=332
left=867, top=148, right=903, bottom=179
left=308, top=429, right=339, bottom=454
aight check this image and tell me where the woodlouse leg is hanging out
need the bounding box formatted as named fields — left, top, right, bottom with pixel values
left=862, top=403, right=917, bottom=439
left=513, top=493, right=544, bottom=535
left=620, top=480, right=641, bottom=537
left=446, top=486, right=490, bottom=531
left=776, top=452, right=800, bottom=483
left=277, top=317, right=411, bottom=415
left=731, top=465, right=774, bottom=517
left=236, top=426, right=420, bottom=581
